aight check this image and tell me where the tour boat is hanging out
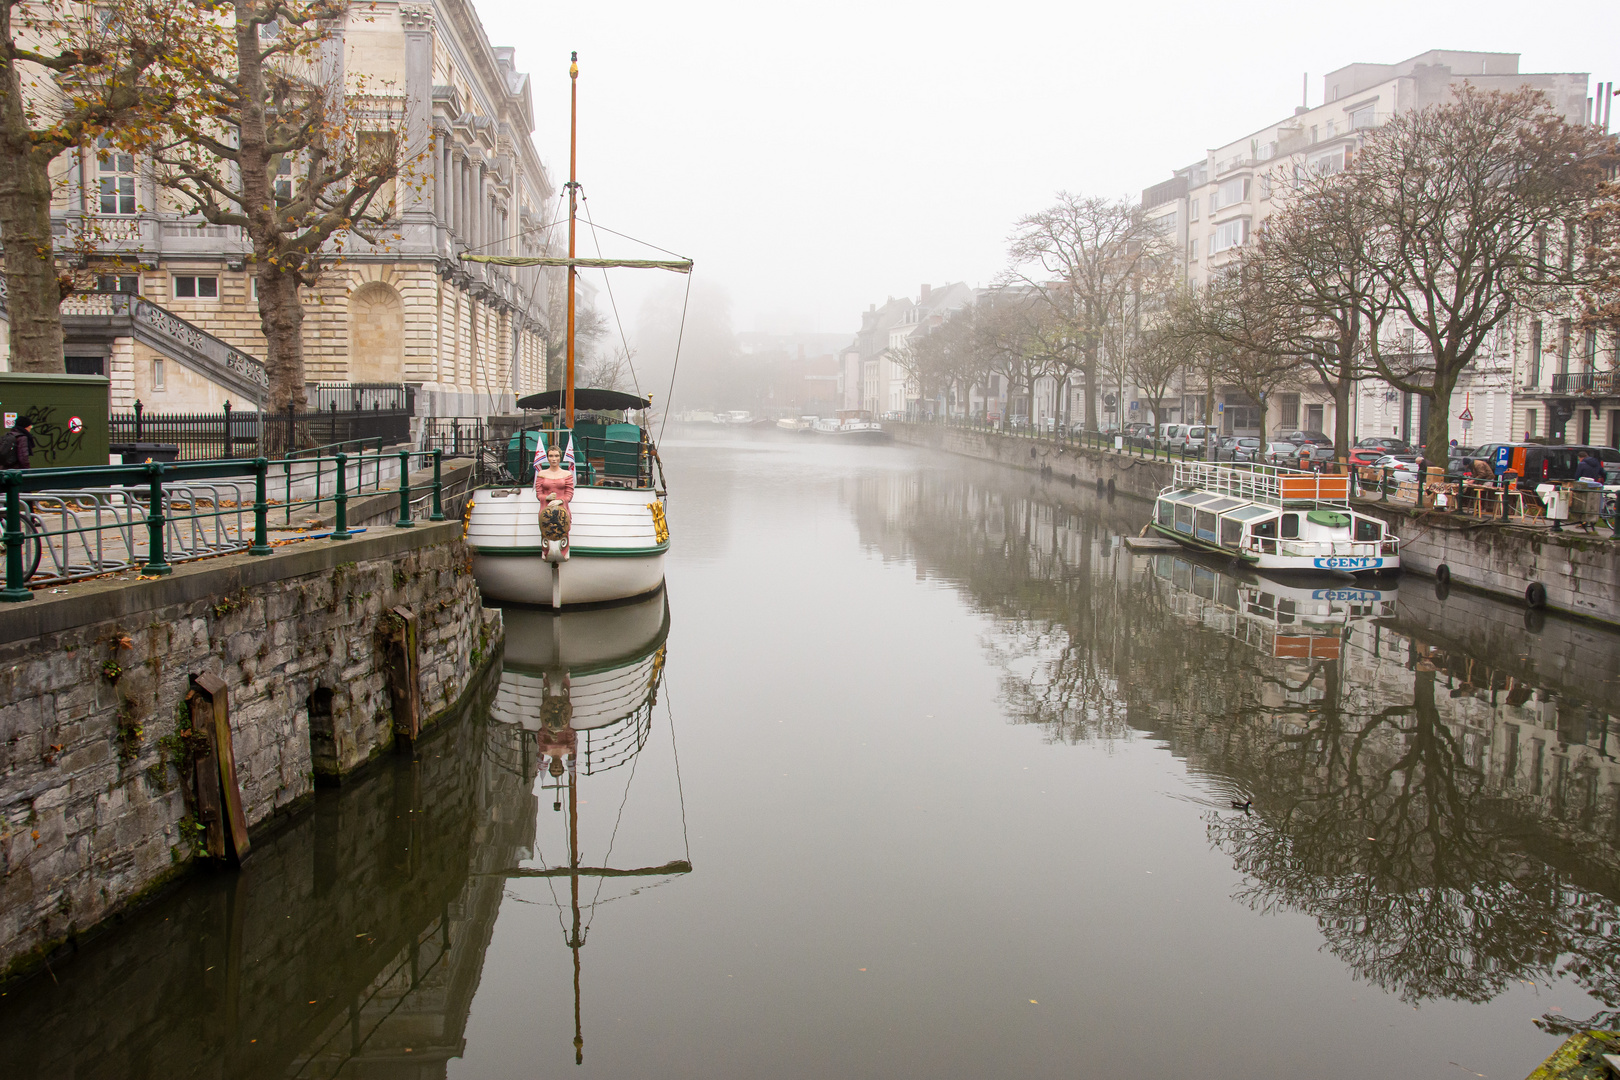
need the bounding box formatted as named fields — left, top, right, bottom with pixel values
left=810, top=411, right=894, bottom=443
left=1149, top=461, right=1400, bottom=575
left=1145, top=549, right=1398, bottom=661
left=460, top=54, right=688, bottom=608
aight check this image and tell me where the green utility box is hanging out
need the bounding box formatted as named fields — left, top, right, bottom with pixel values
left=0, top=372, right=110, bottom=467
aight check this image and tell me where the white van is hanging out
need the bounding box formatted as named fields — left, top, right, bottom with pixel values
left=1158, top=423, right=1184, bottom=445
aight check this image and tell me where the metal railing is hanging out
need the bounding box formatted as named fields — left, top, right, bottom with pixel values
left=0, top=449, right=458, bottom=600
left=1549, top=371, right=1617, bottom=396
left=1171, top=461, right=1350, bottom=506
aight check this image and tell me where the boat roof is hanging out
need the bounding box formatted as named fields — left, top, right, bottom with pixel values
left=517, top=387, right=652, bottom=411
left=1166, top=461, right=1351, bottom=507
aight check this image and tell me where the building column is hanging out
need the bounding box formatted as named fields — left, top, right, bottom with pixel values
left=399, top=5, right=434, bottom=220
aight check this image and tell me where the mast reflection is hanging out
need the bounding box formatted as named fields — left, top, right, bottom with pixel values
left=491, top=590, right=688, bottom=1065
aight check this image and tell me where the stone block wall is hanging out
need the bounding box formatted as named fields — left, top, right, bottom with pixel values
left=891, top=423, right=1172, bottom=502
left=1357, top=504, right=1620, bottom=627
left=0, top=522, right=501, bottom=978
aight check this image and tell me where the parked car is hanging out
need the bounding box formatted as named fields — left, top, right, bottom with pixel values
left=1283, top=430, right=1333, bottom=447
left=1176, top=424, right=1211, bottom=455
left=1356, top=436, right=1414, bottom=453
left=1370, top=454, right=1420, bottom=482
left=1472, top=442, right=1598, bottom=489
left=1215, top=436, right=1261, bottom=462
left=1262, top=441, right=1312, bottom=468
left=1123, top=422, right=1156, bottom=447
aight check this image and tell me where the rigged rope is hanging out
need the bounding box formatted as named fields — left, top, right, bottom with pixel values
left=461, top=254, right=692, bottom=272
left=657, top=271, right=694, bottom=446
left=665, top=685, right=691, bottom=863
left=580, top=191, right=642, bottom=398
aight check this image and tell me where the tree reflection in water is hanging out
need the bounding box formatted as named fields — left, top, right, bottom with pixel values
left=848, top=463, right=1620, bottom=1030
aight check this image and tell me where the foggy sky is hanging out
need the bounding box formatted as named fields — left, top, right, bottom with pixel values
left=472, top=0, right=1619, bottom=353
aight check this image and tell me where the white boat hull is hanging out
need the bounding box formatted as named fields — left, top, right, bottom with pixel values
left=468, top=485, right=668, bottom=607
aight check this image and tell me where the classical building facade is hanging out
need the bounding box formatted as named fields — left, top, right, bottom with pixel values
left=5, top=0, right=556, bottom=417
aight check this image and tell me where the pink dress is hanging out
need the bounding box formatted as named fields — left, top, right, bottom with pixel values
left=534, top=469, right=575, bottom=506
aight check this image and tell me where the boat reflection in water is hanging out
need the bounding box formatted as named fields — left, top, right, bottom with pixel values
left=490, top=588, right=689, bottom=1066
left=1145, top=551, right=1397, bottom=661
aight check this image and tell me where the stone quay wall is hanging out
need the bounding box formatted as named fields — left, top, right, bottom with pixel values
left=889, top=422, right=1172, bottom=501
left=891, top=422, right=1620, bottom=626
left=0, top=521, right=502, bottom=979
left=1355, top=503, right=1620, bottom=627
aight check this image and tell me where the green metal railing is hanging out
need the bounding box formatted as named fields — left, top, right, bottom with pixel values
left=0, top=448, right=451, bottom=601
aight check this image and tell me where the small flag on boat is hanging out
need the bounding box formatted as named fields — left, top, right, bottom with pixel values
left=532, top=431, right=549, bottom=471
left=562, top=433, right=576, bottom=471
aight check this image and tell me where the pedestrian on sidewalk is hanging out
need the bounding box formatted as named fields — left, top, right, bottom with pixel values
left=0, top=416, right=34, bottom=469
left=1575, top=450, right=1605, bottom=483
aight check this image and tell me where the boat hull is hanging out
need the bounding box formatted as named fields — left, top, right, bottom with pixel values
left=468, top=485, right=668, bottom=607
left=1148, top=523, right=1398, bottom=575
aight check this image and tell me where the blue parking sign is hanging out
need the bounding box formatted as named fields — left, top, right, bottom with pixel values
left=1494, top=445, right=1510, bottom=473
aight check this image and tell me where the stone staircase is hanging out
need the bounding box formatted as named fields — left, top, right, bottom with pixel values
left=0, top=278, right=269, bottom=400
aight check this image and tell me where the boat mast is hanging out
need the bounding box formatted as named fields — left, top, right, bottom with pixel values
left=566, top=52, right=579, bottom=429
left=568, top=758, right=585, bottom=1064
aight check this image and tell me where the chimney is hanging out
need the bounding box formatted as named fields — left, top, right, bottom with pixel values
left=919, top=283, right=931, bottom=302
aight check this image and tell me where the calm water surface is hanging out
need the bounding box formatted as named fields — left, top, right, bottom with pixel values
left=4, top=433, right=1620, bottom=1079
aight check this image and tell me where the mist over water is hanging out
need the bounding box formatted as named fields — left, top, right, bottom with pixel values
left=4, top=435, right=1618, bottom=1079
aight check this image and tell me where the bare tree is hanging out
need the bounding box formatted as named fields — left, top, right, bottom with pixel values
left=1242, top=170, right=1380, bottom=460
left=973, top=288, right=1050, bottom=428
left=1006, top=193, right=1171, bottom=432
left=1347, top=87, right=1615, bottom=465
left=0, top=0, right=194, bottom=371
left=1168, top=268, right=1304, bottom=443
left=156, top=0, right=418, bottom=451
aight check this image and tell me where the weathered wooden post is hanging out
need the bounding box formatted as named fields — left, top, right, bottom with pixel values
left=186, top=673, right=251, bottom=863
left=384, top=605, right=421, bottom=743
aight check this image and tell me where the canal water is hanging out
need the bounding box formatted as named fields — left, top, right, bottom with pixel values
left=3, top=433, right=1619, bottom=1079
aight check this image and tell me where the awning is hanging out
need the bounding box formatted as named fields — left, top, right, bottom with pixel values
left=517, top=388, right=652, bottom=412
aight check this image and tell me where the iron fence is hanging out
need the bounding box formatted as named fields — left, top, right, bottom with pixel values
left=0, top=449, right=453, bottom=597
left=109, top=401, right=413, bottom=459
left=309, top=382, right=415, bottom=413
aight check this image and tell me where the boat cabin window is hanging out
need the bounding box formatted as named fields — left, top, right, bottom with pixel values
left=1220, top=517, right=1243, bottom=548
left=1280, top=513, right=1300, bottom=539
left=1158, top=501, right=1174, bottom=527
left=1195, top=510, right=1218, bottom=541
left=1174, top=503, right=1194, bottom=534
left=1353, top=517, right=1381, bottom=541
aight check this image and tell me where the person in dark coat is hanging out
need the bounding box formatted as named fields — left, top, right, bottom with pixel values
left=3, top=416, right=33, bottom=469
left=1575, top=451, right=1606, bottom=483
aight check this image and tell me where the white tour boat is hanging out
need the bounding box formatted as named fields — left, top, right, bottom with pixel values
left=460, top=54, right=687, bottom=608
left=1150, top=461, right=1401, bottom=576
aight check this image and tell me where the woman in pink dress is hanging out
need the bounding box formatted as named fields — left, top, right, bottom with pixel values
left=534, top=444, right=575, bottom=541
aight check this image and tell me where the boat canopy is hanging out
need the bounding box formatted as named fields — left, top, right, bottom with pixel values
left=518, top=388, right=652, bottom=412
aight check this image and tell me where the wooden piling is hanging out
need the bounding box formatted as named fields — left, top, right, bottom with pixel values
left=186, top=672, right=251, bottom=863
left=384, top=606, right=421, bottom=743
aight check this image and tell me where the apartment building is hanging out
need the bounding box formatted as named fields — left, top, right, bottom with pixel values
left=1141, top=50, right=1592, bottom=444
left=843, top=283, right=978, bottom=416
left=5, top=0, right=556, bottom=416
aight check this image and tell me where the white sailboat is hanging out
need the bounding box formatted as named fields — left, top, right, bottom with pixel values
left=460, top=53, right=688, bottom=608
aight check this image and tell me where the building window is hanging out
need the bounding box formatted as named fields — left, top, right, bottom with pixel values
left=153, top=357, right=165, bottom=391
left=1189, top=198, right=1199, bottom=222
left=1349, top=104, right=1376, bottom=130
left=1558, top=318, right=1571, bottom=374
left=1258, top=174, right=1272, bottom=200
left=94, top=274, right=138, bottom=294
left=1525, top=408, right=1537, bottom=437
left=1188, top=238, right=1198, bottom=260
left=273, top=156, right=294, bottom=200
left=1210, top=218, right=1249, bottom=254
left=1210, top=177, right=1249, bottom=212
left=173, top=274, right=218, bottom=299
left=1528, top=321, right=1542, bottom=386
left=1155, top=210, right=1176, bottom=237
left=1585, top=328, right=1597, bottom=371
left=1313, top=151, right=1345, bottom=176
left=96, top=137, right=136, bottom=215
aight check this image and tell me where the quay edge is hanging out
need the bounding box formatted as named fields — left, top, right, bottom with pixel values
left=888, top=422, right=1620, bottom=629
left=0, top=522, right=502, bottom=983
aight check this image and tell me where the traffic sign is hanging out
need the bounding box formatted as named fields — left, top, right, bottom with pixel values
left=1458, top=407, right=1473, bottom=422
